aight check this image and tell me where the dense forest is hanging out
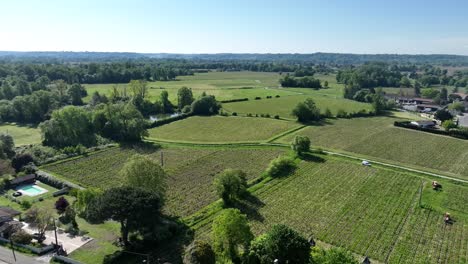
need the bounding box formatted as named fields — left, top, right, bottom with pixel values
left=2, top=51, right=468, bottom=65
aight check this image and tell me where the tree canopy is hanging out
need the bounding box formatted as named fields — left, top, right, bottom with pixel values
left=292, top=98, right=322, bottom=122
left=120, top=154, right=166, bottom=196
left=213, top=169, right=248, bottom=205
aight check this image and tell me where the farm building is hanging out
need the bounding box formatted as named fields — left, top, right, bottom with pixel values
left=8, top=174, right=36, bottom=187
left=410, top=120, right=436, bottom=128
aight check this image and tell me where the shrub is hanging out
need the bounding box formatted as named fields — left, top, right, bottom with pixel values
left=442, top=120, right=457, bottom=131
left=291, top=136, right=311, bottom=155
left=265, top=114, right=271, bottom=118
left=255, top=97, right=261, bottom=100
left=213, top=169, right=248, bottom=205
left=274, top=115, right=280, bottom=119
left=55, top=197, right=70, bottom=214
left=266, top=156, right=297, bottom=178
left=10, top=230, right=33, bottom=245
left=21, top=200, right=32, bottom=210
left=275, top=95, right=280, bottom=98
left=247, top=113, right=253, bottom=117
left=336, top=109, right=348, bottom=118
left=11, top=154, right=35, bottom=172
left=232, top=112, right=238, bottom=116
left=183, top=240, right=216, bottom=264
left=266, top=96, right=272, bottom=99
left=323, top=108, right=333, bottom=118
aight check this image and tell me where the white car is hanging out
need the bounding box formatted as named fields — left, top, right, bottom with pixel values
left=362, top=160, right=371, bottom=166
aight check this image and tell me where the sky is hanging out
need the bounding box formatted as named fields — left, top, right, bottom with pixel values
left=1, top=0, right=468, bottom=55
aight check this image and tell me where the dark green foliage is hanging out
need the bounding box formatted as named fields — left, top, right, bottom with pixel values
left=183, top=240, right=216, bottom=264
left=292, top=98, right=321, bottom=122
left=214, top=169, right=248, bottom=205
left=247, top=225, right=310, bottom=264
left=177, top=87, right=194, bottom=110
left=291, top=135, right=311, bottom=155
left=10, top=230, right=33, bottom=245
left=93, top=103, right=148, bottom=142
left=266, top=156, right=296, bottom=177
left=280, top=74, right=322, bottom=89
left=0, top=134, right=15, bottom=159
left=68, top=83, right=87, bottom=105
left=40, top=106, right=96, bottom=148
left=434, top=109, right=453, bottom=122
left=85, top=186, right=163, bottom=247
left=11, top=153, right=34, bottom=172
left=191, top=94, right=221, bottom=115
left=159, top=90, right=174, bottom=113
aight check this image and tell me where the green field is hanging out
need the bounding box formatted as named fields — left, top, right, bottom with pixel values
left=84, top=71, right=300, bottom=102
left=222, top=94, right=372, bottom=119
left=277, top=116, right=468, bottom=180
left=0, top=124, right=41, bottom=145
left=194, top=156, right=468, bottom=263
left=147, top=116, right=301, bottom=143
left=41, top=145, right=286, bottom=217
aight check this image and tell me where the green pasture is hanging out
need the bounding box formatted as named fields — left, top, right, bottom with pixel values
left=0, top=124, right=41, bottom=145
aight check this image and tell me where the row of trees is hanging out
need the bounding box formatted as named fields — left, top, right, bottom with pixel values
left=280, top=75, right=322, bottom=89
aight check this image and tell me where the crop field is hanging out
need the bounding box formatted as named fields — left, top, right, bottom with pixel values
left=222, top=95, right=372, bottom=119
left=0, top=123, right=41, bottom=145
left=84, top=71, right=300, bottom=102
left=237, top=157, right=468, bottom=263
left=277, top=116, right=468, bottom=180
left=41, top=145, right=286, bottom=217
left=147, top=116, right=301, bottom=143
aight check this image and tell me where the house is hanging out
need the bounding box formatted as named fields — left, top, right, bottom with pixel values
left=451, top=93, right=468, bottom=101
left=0, top=207, right=22, bottom=238
left=416, top=104, right=441, bottom=113
left=8, top=174, right=36, bottom=187
left=410, top=120, right=436, bottom=128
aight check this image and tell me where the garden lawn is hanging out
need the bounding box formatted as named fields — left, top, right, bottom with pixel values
left=277, top=116, right=468, bottom=180
left=0, top=124, right=41, bottom=145
left=147, top=116, right=301, bottom=143
left=41, top=145, right=287, bottom=217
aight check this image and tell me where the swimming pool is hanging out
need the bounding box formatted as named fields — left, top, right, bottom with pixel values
left=17, top=184, right=48, bottom=196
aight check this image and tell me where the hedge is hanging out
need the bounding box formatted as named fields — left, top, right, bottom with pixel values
left=0, top=237, right=55, bottom=255
left=394, top=121, right=468, bottom=139
left=36, top=171, right=83, bottom=190
left=220, top=98, right=249, bottom=103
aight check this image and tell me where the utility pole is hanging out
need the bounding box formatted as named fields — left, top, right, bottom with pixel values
left=53, top=218, right=59, bottom=253
left=10, top=239, right=16, bottom=262
left=160, top=151, right=164, bottom=167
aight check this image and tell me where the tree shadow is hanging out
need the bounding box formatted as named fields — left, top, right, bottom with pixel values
left=300, top=153, right=326, bottom=163
left=232, top=193, right=265, bottom=222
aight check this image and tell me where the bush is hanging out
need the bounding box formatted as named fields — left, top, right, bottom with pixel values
left=10, top=230, right=33, bottom=245
left=247, top=113, right=253, bottom=117
left=265, top=114, right=271, bottom=118
left=21, top=200, right=32, bottom=210
left=219, top=98, right=248, bottom=103
left=213, top=169, right=248, bottom=205
left=275, top=95, right=280, bottom=98
left=266, top=156, right=297, bottom=178
left=182, top=105, right=192, bottom=114
left=11, top=154, right=35, bottom=172
left=266, top=96, right=272, bottom=99
left=232, top=112, right=238, bottom=116
left=336, top=109, right=348, bottom=118
left=255, top=97, right=261, bottom=100
left=291, top=135, right=311, bottom=155
left=55, top=197, right=70, bottom=214
left=442, top=120, right=457, bottom=131
left=274, top=115, right=280, bottom=119
left=323, top=108, right=333, bottom=118
left=183, top=240, right=216, bottom=264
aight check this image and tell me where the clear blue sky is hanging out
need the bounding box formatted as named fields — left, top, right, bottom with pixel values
left=1, top=0, right=468, bottom=54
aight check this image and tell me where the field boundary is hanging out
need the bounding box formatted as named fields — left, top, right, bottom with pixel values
left=266, top=125, right=306, bottom=143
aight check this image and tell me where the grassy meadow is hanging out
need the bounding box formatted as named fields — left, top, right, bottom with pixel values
left=0, top=123, right=42, bottom=145
left=147, top=116, right=302, bottom=143
left=276, top=116, right=468, bottom=180
left=84, top=71, right=299, bottom=102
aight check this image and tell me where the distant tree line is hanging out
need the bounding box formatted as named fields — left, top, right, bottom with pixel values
left=280, top=75, right=322, bottom=89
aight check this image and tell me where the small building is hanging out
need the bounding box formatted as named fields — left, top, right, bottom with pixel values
left=8, top=174, right=36, bottom=187
left=410, top=120, right=436, bottom=129
left=416, top=104, right=441, bottom=113
left=0, top=207, right=22, bottom=238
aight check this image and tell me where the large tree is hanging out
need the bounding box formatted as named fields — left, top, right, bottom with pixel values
left=93, top=103, right=148, bottom=142
left=67, top=83, right=87, bottom=105
left=86, top=186, right=163, bottom=247
left=291, top=135, right=311, bottom=156
left=291, top=98, right=321, bottom=122
left=212, top=209, right=253, bottom=260
left=40, top=106, right=96, bottom=148
left=120, top=154, right=166, bottom=196
left=213, top=169, right=248, bottom=205
left=191, top=94, right=220, bottom=115
left=247, top=224, right=310, bottom=264
left=177, top=87, right=194, bottom=110
left=183, top=240, right=216, bottom=264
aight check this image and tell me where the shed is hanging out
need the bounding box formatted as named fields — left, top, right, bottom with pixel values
left=9, top=174, right=36, bottom=187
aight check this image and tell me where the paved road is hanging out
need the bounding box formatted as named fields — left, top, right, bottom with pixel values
left=0, top=246, right=41, bottom=264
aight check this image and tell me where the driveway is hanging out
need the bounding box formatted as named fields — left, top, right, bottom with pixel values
left=458, top=114, right=468, bottom=127
left=0, top=245, right=42, bottom=264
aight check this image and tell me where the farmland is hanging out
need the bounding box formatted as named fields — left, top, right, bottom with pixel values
left=277, top=116, right=468, bottom=180
left=147, top=116, right=302, bottom=143
left=84, top=71, right=299, bottom=102
left=222, top=94, right=372, bottom=119
left=41, top=145, right=286, bottom=216
left=0, top=123, right=42, bottom=145
left=193, top=156, right=468, bottom=263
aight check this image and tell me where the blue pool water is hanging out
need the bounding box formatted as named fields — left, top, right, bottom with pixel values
left=19, top=185, right=46, bottom=196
